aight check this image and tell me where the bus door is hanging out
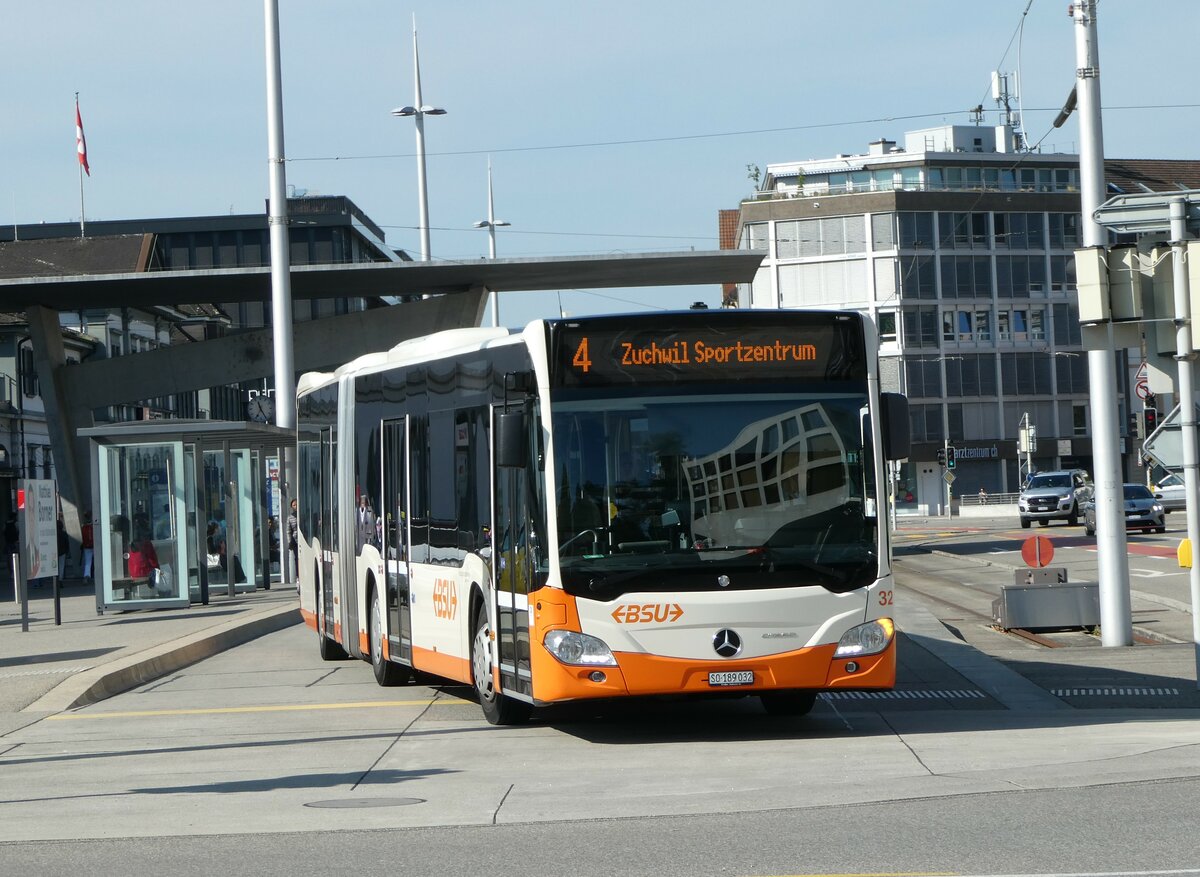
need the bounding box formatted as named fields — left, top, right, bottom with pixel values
left=382, top=417, right=412, bottom=664
left=493, top=408, right=534, bottom=700
left=319, top=426, right=341, bottom=647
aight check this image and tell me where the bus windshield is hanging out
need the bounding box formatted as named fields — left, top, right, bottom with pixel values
left=550, top=385, right=878, bottom=598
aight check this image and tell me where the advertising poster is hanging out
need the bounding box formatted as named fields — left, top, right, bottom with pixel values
left=23, top=479, right=57, bottom=580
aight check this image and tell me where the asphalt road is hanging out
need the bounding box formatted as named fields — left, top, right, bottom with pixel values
left=2, top=525, right=1200, bottom=875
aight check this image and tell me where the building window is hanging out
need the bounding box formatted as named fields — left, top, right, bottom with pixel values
left=1073, top=403, right=1088, bottom=436
left=19, top=347, right=38, bottom=397
left=900, top=255, right=936, bottom=299
left=1030, top=308, right=1046, bottom=341
left=744, top=223, right=769, bottom=251
left=898, top=212, right=934, bottom=249
left=997, top=310, right=1011, bottom=340
left=975, top=308, right=992, bottom=341
left=903, top=306, right=939, bottom=348
left=877, top=311, right=897, bottom=343
left=871, top=213, right=895, bottom=250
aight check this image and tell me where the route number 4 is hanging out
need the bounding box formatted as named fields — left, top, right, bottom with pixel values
left=572, top=338, right=592, bottom=373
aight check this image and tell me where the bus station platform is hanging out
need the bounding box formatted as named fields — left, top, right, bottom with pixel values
left=1, top=542, right=1197, bottom=729
left=0, top=578, right=299, bottom=729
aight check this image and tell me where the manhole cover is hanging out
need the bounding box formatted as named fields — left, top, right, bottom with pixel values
left=304, top=798, right=425, bottom=809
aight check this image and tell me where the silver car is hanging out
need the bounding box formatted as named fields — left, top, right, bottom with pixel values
left=1151, top=473, right=1185, bottom=513
left=1018, top=470, right=1091, bottom=528
left=1083, top=483, right=1165, bottom=536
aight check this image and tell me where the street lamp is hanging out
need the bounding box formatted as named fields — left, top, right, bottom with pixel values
left=391, top=20, right=445, bottom=262
left=473, top=158, right=510, bottom=326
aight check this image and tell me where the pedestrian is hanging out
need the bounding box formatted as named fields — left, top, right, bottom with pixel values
left=978, top=487, right=988, bottom=505
left=286, top=498, right=299, bottom=586
left=355, top=494, right=376, bottom=551
left=57, top=517, right=69, bottom=580
left=81, top=512, right=94, bottom=583
left=127, top=524, right=160, bottom=584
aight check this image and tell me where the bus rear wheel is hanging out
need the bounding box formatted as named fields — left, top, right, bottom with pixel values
left=370, top=585, right=409, bottom=686
left=471, top=611, right=532, bottom=726
left=760, top=690, right=817, bottom=717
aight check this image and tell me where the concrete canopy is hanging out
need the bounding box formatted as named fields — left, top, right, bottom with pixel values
left=0, top=250, right=764, bottom=309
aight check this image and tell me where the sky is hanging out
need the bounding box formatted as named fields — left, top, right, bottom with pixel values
left=4, top=1, right=1199, bottom=329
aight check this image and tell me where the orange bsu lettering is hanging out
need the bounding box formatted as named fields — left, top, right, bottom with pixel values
left=611, top=603, right=684, bottom=624
left=432, top=578, right=458, bottom=620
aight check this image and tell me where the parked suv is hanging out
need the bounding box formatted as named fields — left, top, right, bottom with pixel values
left=1018, top=469, right=1091, bottom=528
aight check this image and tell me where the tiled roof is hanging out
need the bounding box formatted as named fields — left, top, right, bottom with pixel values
left=1105, top=159, right=1200, bottom=194
left=0, top=234, right=150, bottom=279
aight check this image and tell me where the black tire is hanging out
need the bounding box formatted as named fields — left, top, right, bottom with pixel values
left=471, top=611, right=532, bottom=726
left=370, top=584, right=409, bottom=686
left=1156, top=526, right=1167, bottom=534
left=760, top=690, right=818, bottom=717
left=1067, top=505, right=1078, bottom=526
left=1085, top=522, right=1095, bottom=537
left=316, top=572, right=347, bottom=661
left=1020, top=517, right=1031, bottom=529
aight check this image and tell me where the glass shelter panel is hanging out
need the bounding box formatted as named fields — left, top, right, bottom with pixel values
left=98, top=442, right=188, bottom=609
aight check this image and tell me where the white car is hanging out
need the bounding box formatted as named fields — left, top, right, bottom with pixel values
left=1151, top=473, right=1185, bottom=513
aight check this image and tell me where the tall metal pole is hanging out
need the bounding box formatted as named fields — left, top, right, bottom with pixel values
left=264, top=0, right=297, bottom=591
left=264, top=0, right=295, bottom=431
left=412, top=23, right=431, bottom=262
left=1169, top=200, right=1200, bottom=679
left=1075, top=0, right=1132, bottom=645
left=475, top=158, right=511, bottom=327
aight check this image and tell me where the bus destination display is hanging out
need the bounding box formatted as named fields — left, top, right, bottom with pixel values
left=553, top=321, right=863, bottom=387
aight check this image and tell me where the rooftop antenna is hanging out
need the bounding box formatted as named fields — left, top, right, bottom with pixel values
left=991, top=71, right=1027, bottom=151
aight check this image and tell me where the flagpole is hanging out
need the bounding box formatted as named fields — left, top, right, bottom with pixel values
left=75, top=92, right=85, bottom=239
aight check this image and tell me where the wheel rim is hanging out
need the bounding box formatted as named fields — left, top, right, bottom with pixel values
left=370, top=591, right=383, bottom=664
left=472, top=623, right=496, bottom=704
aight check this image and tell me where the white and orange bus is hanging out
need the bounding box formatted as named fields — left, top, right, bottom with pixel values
left=296, top=309, right=909, bottom=724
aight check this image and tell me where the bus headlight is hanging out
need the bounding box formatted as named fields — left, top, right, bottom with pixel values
left=834, top=618, right=895, bottom=657
left=543, top=630, right=617, bottom=666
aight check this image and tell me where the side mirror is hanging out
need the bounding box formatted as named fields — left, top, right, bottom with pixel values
left=496, top=410, right=528, bottom=468
left=880, top=392, right=911, bottom=461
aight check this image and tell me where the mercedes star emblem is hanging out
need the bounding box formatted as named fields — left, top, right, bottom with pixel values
left=712, top=628, right=742, bottom=658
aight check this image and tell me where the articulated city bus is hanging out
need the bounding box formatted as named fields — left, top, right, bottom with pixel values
left=296, top=310, right=909, bottom=724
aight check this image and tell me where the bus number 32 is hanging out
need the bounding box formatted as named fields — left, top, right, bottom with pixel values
left=878, top=589, right=893, bottom=606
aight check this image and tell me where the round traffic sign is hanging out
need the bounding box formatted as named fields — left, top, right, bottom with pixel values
left=1021, top=535, right=1054, bottom=568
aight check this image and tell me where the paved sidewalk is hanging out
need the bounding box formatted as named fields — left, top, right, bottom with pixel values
left=0, top=578, right=299, bottom=728
left=2, top=525, right=1197, bottom=723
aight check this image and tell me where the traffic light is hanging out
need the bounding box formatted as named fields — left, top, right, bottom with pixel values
left=1144, top=407, right=1159, bottom=435
left=936, top=448, right=946, bottom=466
left=946, top=446, right=956, bottom=469
left=1132, top=411, right=1146, bottom=440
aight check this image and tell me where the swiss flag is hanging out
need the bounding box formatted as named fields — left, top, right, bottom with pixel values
left=75, top=99, right=90, bottom=176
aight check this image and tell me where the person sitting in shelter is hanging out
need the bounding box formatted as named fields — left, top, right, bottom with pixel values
left=127, top=525, right=160, bottom=583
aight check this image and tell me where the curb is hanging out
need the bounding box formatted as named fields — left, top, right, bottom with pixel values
left=23, top=604, right=302, bottom=713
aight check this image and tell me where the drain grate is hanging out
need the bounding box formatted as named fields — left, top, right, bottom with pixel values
left=821, top=689, right=986, bottom=700
left=1052, top=687, right=1180, bottom=697
left=304, top=798, right=425, bottom=809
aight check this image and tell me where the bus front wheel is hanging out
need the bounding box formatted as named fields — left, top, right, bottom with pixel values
left=471, top=611, right=532, bottom=726
left=760, top=690, right=817, bottom=717
left=370, top=584, right=409, bottom=686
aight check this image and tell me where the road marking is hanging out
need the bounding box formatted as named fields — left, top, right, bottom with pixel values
left=0, top=666, right=92, bottom=679
left=46, top=698, right=474, bottom=720
left=822, top=690, right=986, bottom=700
left=752, top=870, right=1200, bottom=877
left=1052, top=687, right=1180, bottom=697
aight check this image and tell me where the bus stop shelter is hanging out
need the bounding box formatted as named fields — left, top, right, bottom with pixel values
left=81, top=420, right=292, bottom=613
